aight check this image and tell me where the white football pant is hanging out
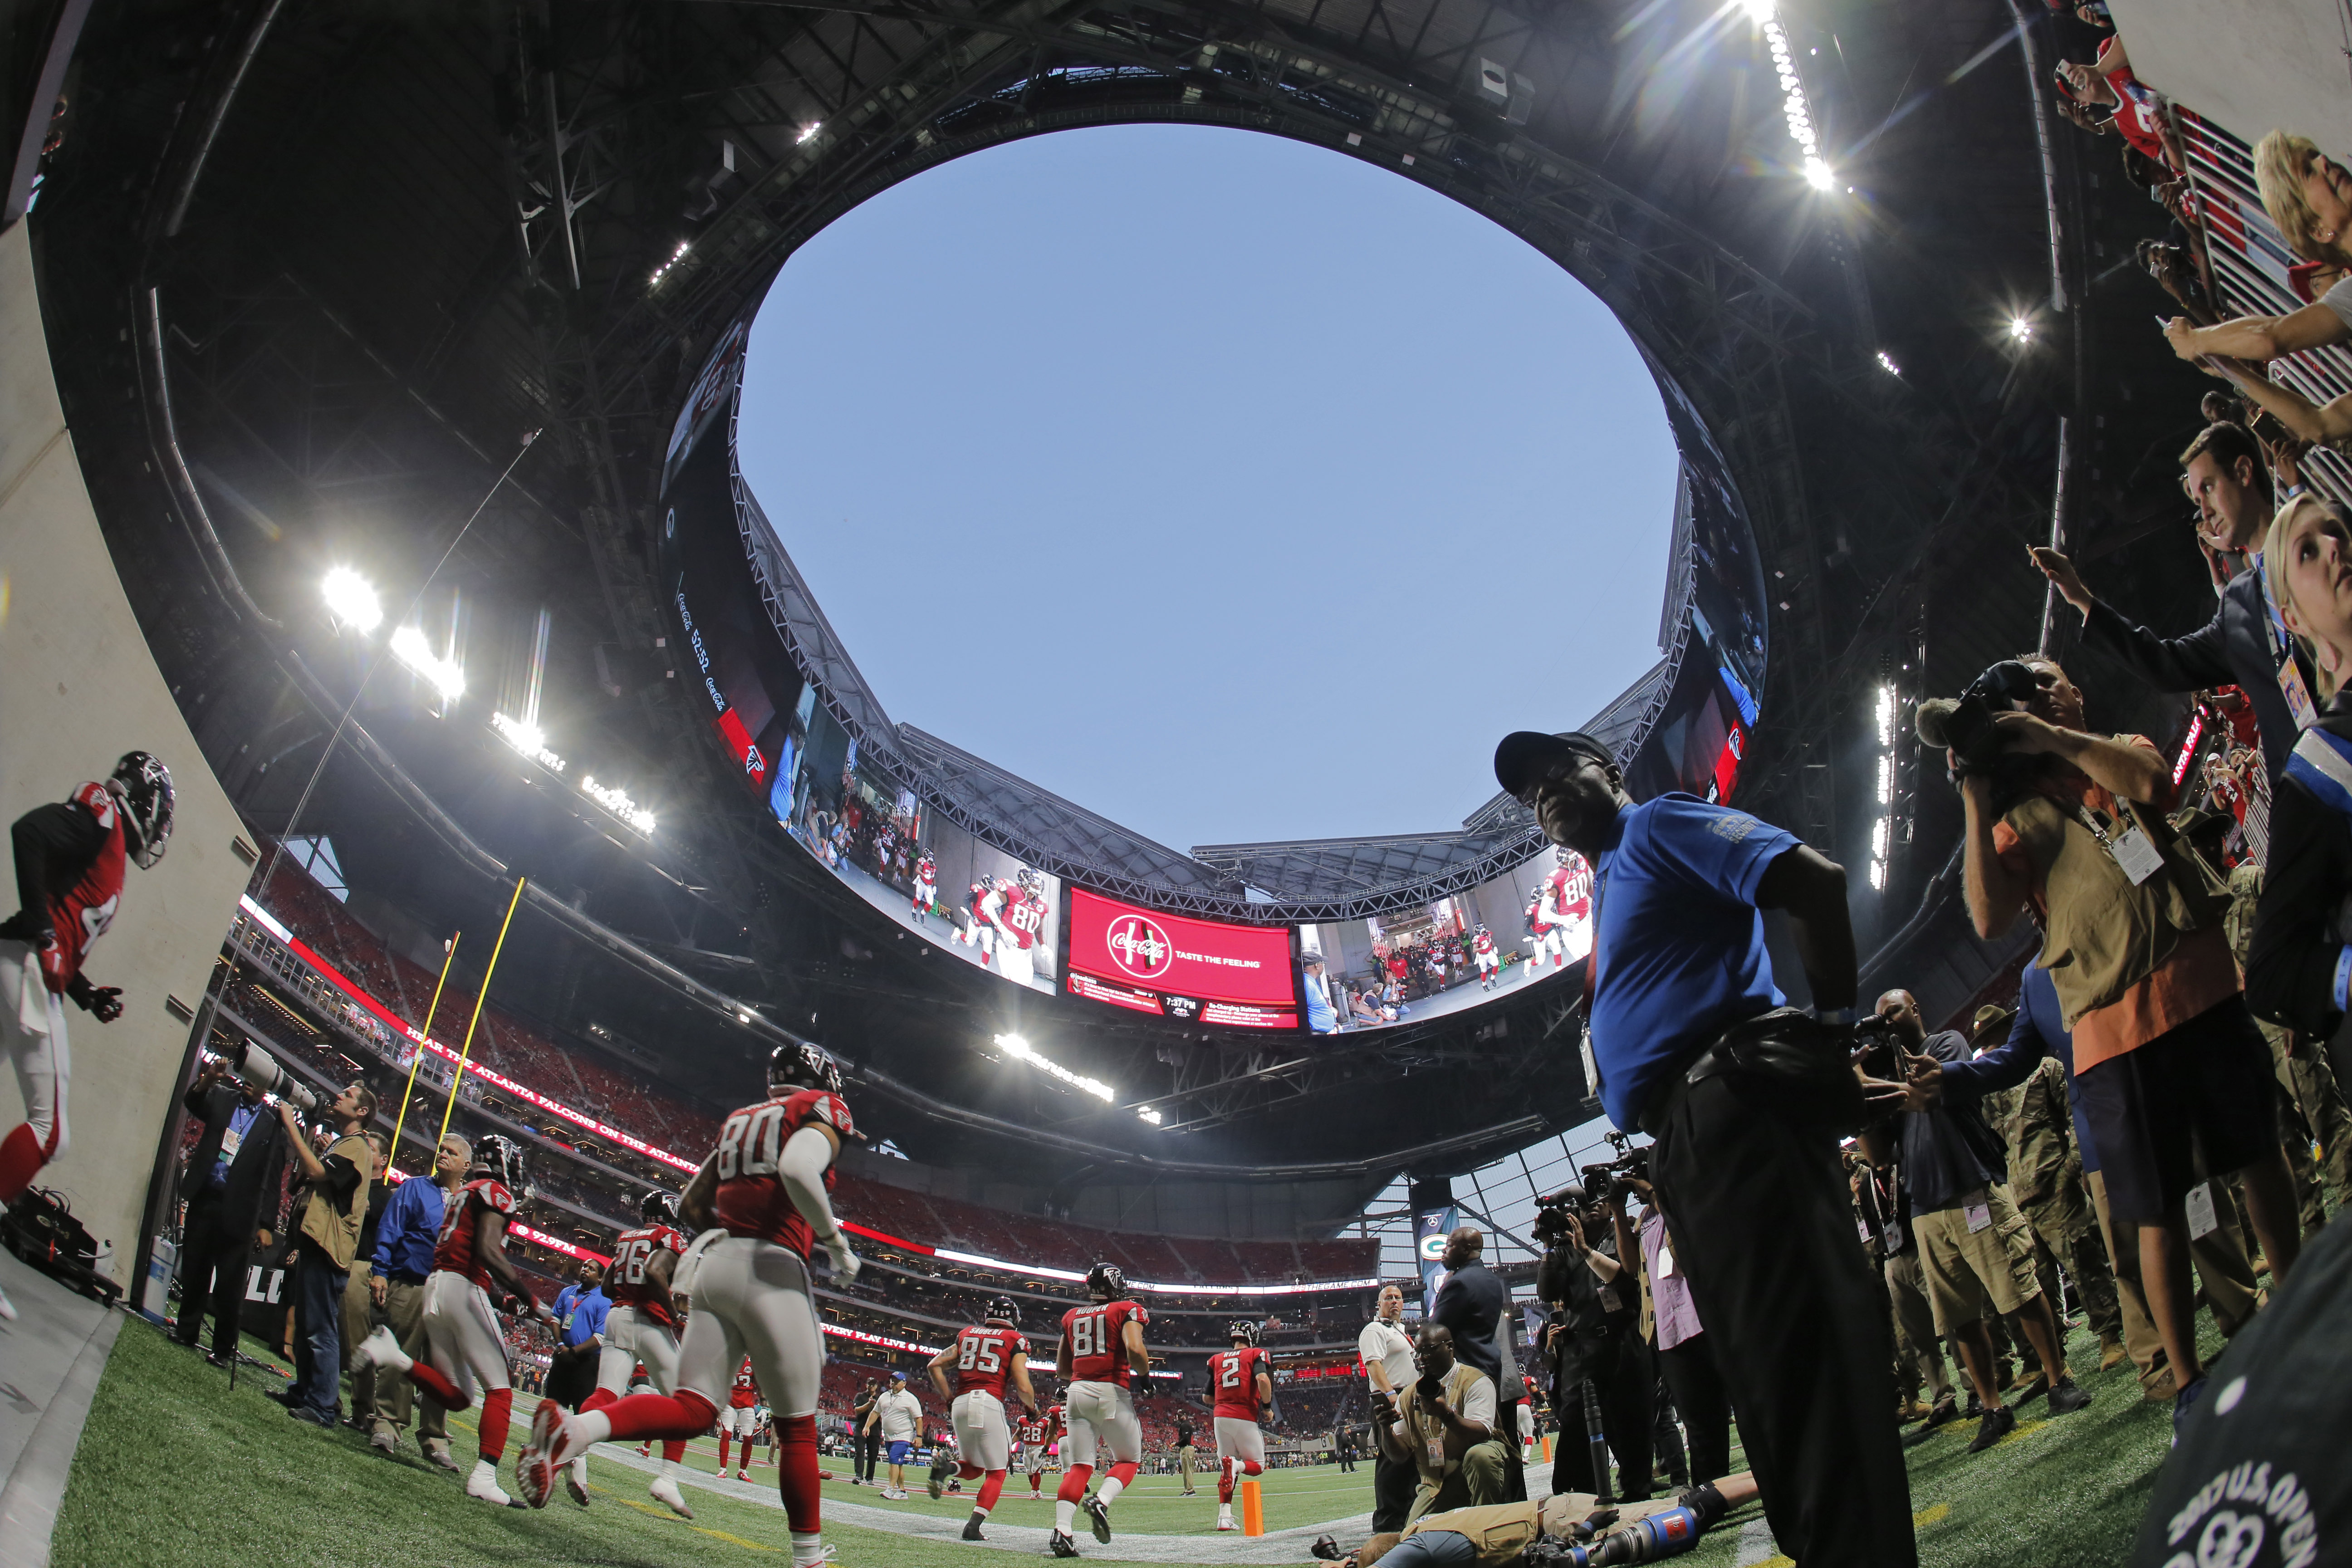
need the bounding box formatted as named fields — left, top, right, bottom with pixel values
left=1213, top=1415, right=1266, bottom=1469
left=421, top=1270, right=512, bottom=1400
left=1063, top=1380, right=1142, bottom=1469
left=671, top=1236, right=822, bottom=1421
left=596, top=1305, right=681, bottom=1397
left=952, top=1390, right=1011, bottom=1471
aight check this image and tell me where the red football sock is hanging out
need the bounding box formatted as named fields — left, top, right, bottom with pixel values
left=599, top=1388, right=717, bottom=1443
left=663, top=1439, right=688, bottom=1464
left=1056, top=1463, right=1093, bottom=1504
left=776, top=1415, right=821, bottom=1534
left=958, top=1462, right=985, bottom=1481
left=407, top=1362, right=468, bottom=1412
left=718, top=1433, right=732, bottom=1473
left=479, top=1388, right=514, bottom=1462
left=1219, top=1457, right=1235, bottom=1504
left=1240, top=1457, right=1263, bottom=1477
left=581, top=1388, right=616, bottom=1415
left=977, top=1470, right=1007, bottom=1513
left=0, top=1123, right=52, bottom=1204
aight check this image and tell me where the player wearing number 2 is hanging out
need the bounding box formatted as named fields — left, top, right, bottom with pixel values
left=575, top=1190, right=696, bottom=1517
left=1207, top=1319, right=1274, bottom=1531
left=925, top=1294, right=1039, bottom=1540
left=519, top=1039, right=863, bottom=1568
left=1050, top=1262, right=1152, bottom=1556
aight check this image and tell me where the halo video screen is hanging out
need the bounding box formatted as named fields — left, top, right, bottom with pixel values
left=1296, top=849, right=1592, bottom=1033
left=1065, top=887, right=1299, bottom=1030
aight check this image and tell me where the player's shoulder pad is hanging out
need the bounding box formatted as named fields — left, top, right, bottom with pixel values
left=478, top=1180, right=516, bottom=1213
left=1122, top=1299, right=1149, bottom=1324
left=70, top=782, right=117, bottom=826
left=789, top=1088, right=856, bottom=1139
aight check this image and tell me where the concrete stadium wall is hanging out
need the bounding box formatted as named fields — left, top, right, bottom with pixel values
left=2111, top=0, right=2352, bottom=160
left=0, top=219, right=250, bottom=1287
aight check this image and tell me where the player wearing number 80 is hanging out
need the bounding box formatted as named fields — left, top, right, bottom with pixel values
left=925, top=1294, right=1039, bottom=1540
left=1208, top=1319, right=1273, bottom=1530
left=1049, top=1262, right=1152, bottom=1556
left=518, top=1039, right=864, bottom=1568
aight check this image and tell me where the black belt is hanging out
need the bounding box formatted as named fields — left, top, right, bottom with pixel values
left=1637, top=1041, right=1740, bottom=1138
left=1637, top=1006, right=1865, bottom=1140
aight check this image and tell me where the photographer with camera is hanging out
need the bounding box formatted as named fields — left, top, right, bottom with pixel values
left=282, top=1079, right=379, bottom=1427
left=1373, top=1323, right=1509, bottom=1526
left=173, top=1053, right=293, bottom=1362
left=1359, top=1284, right=1420, bottom=1530
left=1860, top=991, right=2089, bottom=1452
left=1945, top=652, right=2303, bottom=1436
left=1494, top=727, right=1913, bottom=1566
left=1431, top=1227, right=1526, bottom=1502
left=1533, top=1191, right=1652, bottom=1502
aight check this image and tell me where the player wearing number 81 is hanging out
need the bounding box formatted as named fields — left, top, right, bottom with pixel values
left=1049, top=1262, right=1153, bottom=1556
left=925, top=1294, right=1039, bottom=1540
left=1208, top=1319, right=1273, bottom=1530
left=517, top=1039, right=864, bottom=1568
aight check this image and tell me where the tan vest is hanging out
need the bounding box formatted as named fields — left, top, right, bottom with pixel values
left=2002, top=780, right=2223, bottom=1027
left=1396, top=1362, right=1490, bottom=1487
left=299, top=1132, right=374, bottom=1269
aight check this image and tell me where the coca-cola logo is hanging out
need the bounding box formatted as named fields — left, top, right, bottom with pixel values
left=1106, top=914, right=1172, bottom=980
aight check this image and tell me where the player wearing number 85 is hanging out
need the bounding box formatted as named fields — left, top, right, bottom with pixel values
left=1049, top=1262, right=1153, bottom=1556
left=926, top=1294, right=1040, bottom=1540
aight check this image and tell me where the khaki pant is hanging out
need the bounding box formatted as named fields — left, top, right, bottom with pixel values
left=1404, top=1438, right=1510, bottom=1527
left=2087, top=1166, right=2259, bottom=1397
left=1914, top=1185, right=2041, bottom=1336
left=1883, top=1250, right=1950, bottom=1401
left=369, top=1277, right=448, bottom=1452
left=341, top=1262, right=377, bottom=1426
left=1178, top=1443, right=1196, bottom=1490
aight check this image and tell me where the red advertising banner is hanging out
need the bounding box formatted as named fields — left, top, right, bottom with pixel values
left=1065, top=887, right=1298, bottom=1029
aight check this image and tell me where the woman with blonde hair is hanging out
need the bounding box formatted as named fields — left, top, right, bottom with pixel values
left=2246, top=494, right=2352, bottom=1085
left=2163, top=132, right=2352, bottom=368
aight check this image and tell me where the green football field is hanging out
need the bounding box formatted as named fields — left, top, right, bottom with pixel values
left=53, top=1308, right=2210, bottom=1567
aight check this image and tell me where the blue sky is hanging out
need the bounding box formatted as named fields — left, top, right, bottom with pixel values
left=737, top=124, right=1678, bottom=852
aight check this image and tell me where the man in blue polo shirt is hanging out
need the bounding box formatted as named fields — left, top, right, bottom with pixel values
left=1494, top=728, right=1913, bottom=1567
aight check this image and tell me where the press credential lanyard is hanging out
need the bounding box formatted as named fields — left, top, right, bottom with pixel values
left=2069, top=798, right=2163, bottom=887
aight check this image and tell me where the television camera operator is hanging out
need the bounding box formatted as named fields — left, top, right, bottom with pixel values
left=1493, top=727, right=1914, bottom=1566
left=1933, top=652, right=2302, bottom=1433
left=1371, top=1323, right=1509, bottom=1526
left=1430, top=1226, right=1527, bottom=1502
left=1532, top=1179, right=1652, bottom=1502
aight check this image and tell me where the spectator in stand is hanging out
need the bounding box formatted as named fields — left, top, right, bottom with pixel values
left=368, top=1134, right=470, bottom=1467
left=174, top=1055, right=292, bottom=1364
left=2029, top=423, right=2312, bottom=780
left=2162, top=133, right=2352, bottom=370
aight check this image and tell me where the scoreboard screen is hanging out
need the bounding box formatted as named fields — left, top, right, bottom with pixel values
left=1065, top=887, right=1300, bottom=1030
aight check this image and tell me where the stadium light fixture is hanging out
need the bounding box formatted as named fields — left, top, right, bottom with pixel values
left=992, top=1032, right=1114, bottom=1102
left=1739, top=0, right=1774, bottom=21
left=321, top=567, right=383, bottom=633
left=1869, top=683, right=1897, bottom=892
left=1876, top=350, right=1901, bottom=376
left=389, top=624, right=465, bottom=704
left=491, top=709, right=565, bottom=771
left=581, top=774, right=655, bottom=835
left=1137, top=1106, right=1164, bottom=1126
left=796, top=122, right=823, bottom=144
left=2008, top=314, right=2036, bottom=344
left=649, top=240, right=691, bottom=288
left=1753, top=5, right=1828, bottom=193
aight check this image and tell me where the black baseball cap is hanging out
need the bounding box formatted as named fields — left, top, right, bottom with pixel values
left=1493, top=731, right=1616, bottom=799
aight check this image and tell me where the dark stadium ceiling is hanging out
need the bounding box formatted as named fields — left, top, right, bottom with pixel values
left=32, top=0, right=2235, bottom=1186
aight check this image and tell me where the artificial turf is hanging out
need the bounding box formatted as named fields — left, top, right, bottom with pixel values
left=53, top=1307, right=2220, bottom=1567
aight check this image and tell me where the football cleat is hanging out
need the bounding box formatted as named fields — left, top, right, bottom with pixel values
left=348, top=1324, right=407, bottom=1374
left=1217, top=1508, right=1236, bottom=1532
left=516, top=1398, right=564, bottom=1508
left=1083, top=1492, right=1112, bottom=1544
left=1049, top=1530, right=1082, bottom=1558
left=467, top=1458, right=523, bottom=1509
left=736, top=1468, right=751, bottom=1482
left=651, top=1475, right=695, bottom=1519
left=565, top=1461, right=590, bottom=1507
left=929, top=1454, right=951, bottom=1499
left=964, top=1512, right=987, bottom=1541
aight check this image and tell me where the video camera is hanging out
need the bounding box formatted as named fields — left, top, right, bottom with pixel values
left=1914, top=659, right=2041, bottom=777
left=1850, top=1012, right=1909, bottom=1083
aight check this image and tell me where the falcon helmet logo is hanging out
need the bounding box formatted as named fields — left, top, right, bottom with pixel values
left=1106, top=914, right=1172, bottom=980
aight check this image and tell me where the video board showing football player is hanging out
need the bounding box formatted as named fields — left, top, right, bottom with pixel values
left=1298, top=849, right=1592, bottom=1031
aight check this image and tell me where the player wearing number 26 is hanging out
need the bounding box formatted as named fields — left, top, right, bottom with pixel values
left=1048, top=1262, right=1153, bottom=1556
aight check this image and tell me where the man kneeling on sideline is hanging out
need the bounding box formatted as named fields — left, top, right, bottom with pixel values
left=1331, top=1473, right=1760, bottom=1568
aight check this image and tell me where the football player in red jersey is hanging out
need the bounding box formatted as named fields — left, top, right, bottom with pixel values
left=0, top=754, right=172, bottom=1319
left=1018, top=1402, right=1058, bottom=1499
left=1473, top=924, right=1500, bottom=990
left=580, top=1189, right=695, bottom=1518
left=956, top=876, right=997, bottom=960
left=520, top=1039, right=862, bottom=1568
left=913, top=850, right=937, bottom=926
left=1207, top=1320, right=1274, bottom=1530
left=1050, top=1262, right=1152, bottom=1555
left=985, top=868, right=1050, bottom=987
left=720, top=1358, right=762, bottom=1480
left=350, top=1134, right=554, bottom=1507
left=924, top=1293, right=1039, bottom=1540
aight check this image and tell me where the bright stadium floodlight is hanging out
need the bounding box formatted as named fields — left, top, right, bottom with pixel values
left=321, top=567, right=382, bottom=633
left=1803, top=155, right=1834, bottom=190
left=1739, top=0, right=1775, bottom=21
left=796, top=122, right=822, bottom=144
left=580, top=774, right=655, bottom=834
left=2008, top=314, right=2036, bottom=344
left=1876, top=350, right=1901, bottom=376
left=389, top=624, right=465, bottom=704
left=490, top=709, right=565, bottom=770
left=992, top=1032, right=1113, bottom=1101
left=1137, top=1106, right=1164, bottom=1126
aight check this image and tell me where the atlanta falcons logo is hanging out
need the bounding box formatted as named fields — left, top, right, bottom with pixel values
left=1106, top=914, right=1173, bottom=980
